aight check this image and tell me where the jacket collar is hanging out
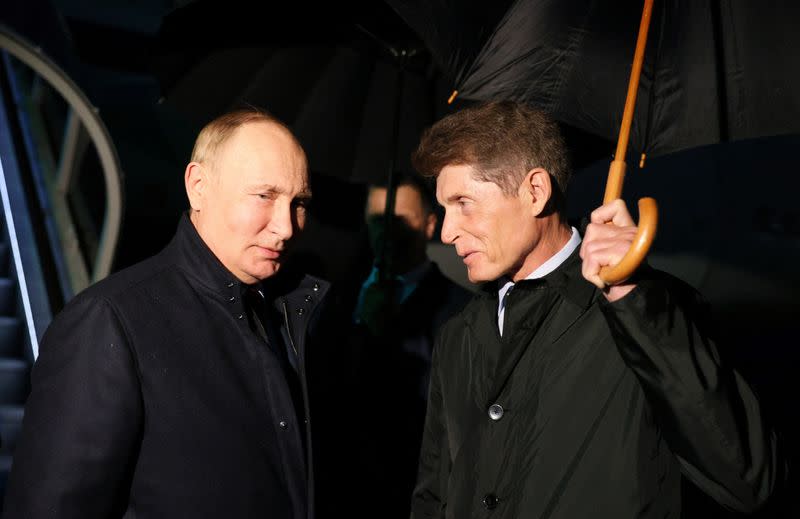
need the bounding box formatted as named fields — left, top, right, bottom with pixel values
left=169, top=213, right=243, bottom=301
left=464, top=245, right=597, bottom=326
left=168, top=213, right=330, bottom=305
left=537, top=245, right=597, bottom=312
left=461, top=245, right=599, bottom=403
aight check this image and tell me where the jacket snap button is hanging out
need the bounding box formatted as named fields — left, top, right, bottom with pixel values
left=488, top=403, right=504, bottom=421
left=482, top=493, right=499, bottom=510
left=228, top=296, right=235, bottom=302
left=304, top=294, right=312, bottom=302
left=297, top=308, right=305, bottom=316
left=227, top=282, right=234, bottom=288
left=279, top=421, right=288, bottom=429
left=237, top=314, right=244, bottom=320
left=312, top=283, right=320, bottom=292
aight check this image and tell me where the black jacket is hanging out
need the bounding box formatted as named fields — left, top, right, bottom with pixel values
left=4, top=215, right=330, bottom=518
left=411, top=249, right=785, bottom=518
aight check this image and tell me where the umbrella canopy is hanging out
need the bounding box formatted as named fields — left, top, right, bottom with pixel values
left=153, top=0, right=449, bottom=183
left=387, top=0, right=800, bottom=159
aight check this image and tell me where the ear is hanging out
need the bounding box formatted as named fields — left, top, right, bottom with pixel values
left=424, top=212, right=437, bottom=240
left=185, top=161, right=206, bottom=211
left=521, top=167, right=552, bottom=217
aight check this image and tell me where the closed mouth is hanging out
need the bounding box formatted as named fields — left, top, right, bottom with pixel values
left=256, top=246, right=282, bottom=259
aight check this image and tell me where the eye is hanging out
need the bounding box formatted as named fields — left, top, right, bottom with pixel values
left=255, top=191, right=277, bottom=202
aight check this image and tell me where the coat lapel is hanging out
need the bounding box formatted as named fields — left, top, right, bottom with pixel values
left=463, top=294, right=502, bottom=408
left=486, top=282, right=560, bottom=403
left=483, top=250, right=598, bottom=404
left=543, top=251, right=598, bottom=343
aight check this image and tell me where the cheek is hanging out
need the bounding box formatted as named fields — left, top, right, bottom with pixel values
left=232, top=203, right=272, bottom=234
left=483, top=219, right=519, bottom=262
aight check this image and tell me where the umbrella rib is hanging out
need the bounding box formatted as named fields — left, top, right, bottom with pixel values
left=543, top=1, right=597, bottom=114
left=464, top=1, right=596, bottom=115
left=457, top=0, right=527, bottom=89
left=467, top=48, right=556, bottom=98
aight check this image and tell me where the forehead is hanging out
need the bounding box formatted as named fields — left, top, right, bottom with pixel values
left=436, top=163, right=514, bottom=207
left=216, top=121, right=309, bottom=194
left=436, top=164, right=481, bottom=200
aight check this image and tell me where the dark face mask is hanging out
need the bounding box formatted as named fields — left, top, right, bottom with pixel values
left=366, top=214, right=428, bottom=277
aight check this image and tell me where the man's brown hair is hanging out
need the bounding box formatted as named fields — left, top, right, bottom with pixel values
left=411, top=101, right=570, bottom=202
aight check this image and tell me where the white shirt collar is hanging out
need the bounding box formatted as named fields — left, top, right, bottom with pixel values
left=497, top=226, right=581, bottom=335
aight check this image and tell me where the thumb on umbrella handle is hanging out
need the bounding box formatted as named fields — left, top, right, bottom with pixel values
left=598, top=197, right=658, bottom=285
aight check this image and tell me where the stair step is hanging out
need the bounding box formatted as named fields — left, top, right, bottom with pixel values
left=0, top=316, right=22, bottom=357
left=0, top=406, right=24, bottom=455
left=0, top=359, right=29, bottom=405
left=0, top=278, right=15, bottom=316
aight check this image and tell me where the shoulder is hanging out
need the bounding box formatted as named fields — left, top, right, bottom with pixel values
left=72, top=248, right=177, bottom=304
left=50, top=248, right=183, bottom=342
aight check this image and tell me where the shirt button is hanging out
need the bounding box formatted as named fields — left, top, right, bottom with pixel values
left=482, top=493, right=499, bottom=510
left=227, top=282, right=235, bottom=288
left=488, top=403, right=504, bottom=421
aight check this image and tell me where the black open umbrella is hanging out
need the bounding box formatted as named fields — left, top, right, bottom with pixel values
left=388, top=0, right=800, bottom=160
left=153, top=0, right=449, bottom=184
left=389, top=0, right=800, bottom=282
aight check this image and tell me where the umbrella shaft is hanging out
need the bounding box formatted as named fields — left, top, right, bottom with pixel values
left=613, top=0, right=655, bottom=165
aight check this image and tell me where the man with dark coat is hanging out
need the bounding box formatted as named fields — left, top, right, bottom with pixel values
left=408, top=101, right=786, bottom=518
left=342, top=174, right=470, bottom=518
left=4, top=109, right=327, bottom=518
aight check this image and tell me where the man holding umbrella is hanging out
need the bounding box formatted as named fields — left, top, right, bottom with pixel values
left=409, top=100, right=785, bottom=518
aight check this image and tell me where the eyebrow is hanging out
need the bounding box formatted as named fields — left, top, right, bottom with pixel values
left=250, top=184, right=313, bottom=200
left=441, top=193, right=468, bottom=204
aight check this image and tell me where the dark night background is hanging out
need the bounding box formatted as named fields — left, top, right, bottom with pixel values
left=2, top=0, right=800, bottom=516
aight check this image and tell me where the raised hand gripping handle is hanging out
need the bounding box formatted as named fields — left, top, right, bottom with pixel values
left=598, top=197, right=658, bottom=285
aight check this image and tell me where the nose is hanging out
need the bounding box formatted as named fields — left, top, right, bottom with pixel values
left=440, top=209, right=458, bottom=245
left=267, top=200, right=295, bottom=241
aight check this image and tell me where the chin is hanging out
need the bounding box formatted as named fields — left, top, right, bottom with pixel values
left=466, top=267, right=498, bottom=284
left=250, top=261, right=281, bottom=281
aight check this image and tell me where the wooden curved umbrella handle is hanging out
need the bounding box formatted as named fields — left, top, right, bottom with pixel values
left=598, top=197, right=658, bottom=285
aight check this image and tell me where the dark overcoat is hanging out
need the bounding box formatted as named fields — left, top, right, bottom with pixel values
left=4, top=215, right=329, bottom=518
left=411, top=249, right=785, bottom=518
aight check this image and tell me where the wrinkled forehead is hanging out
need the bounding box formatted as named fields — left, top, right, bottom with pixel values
left=435, top=164, right=480, bottom=200
left=217, top=122, right=310, bottom=193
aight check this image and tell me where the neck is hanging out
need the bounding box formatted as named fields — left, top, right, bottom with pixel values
left=510, top=217, right=572, bottom=282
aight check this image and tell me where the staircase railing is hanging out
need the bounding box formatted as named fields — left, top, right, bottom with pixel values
left=0, top=24, right=123, bottom=318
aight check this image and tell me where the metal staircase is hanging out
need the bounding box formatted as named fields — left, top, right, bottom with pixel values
left=0, top=21, right=124, bottom=506
left=0, top=216, right=29, bottom=493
